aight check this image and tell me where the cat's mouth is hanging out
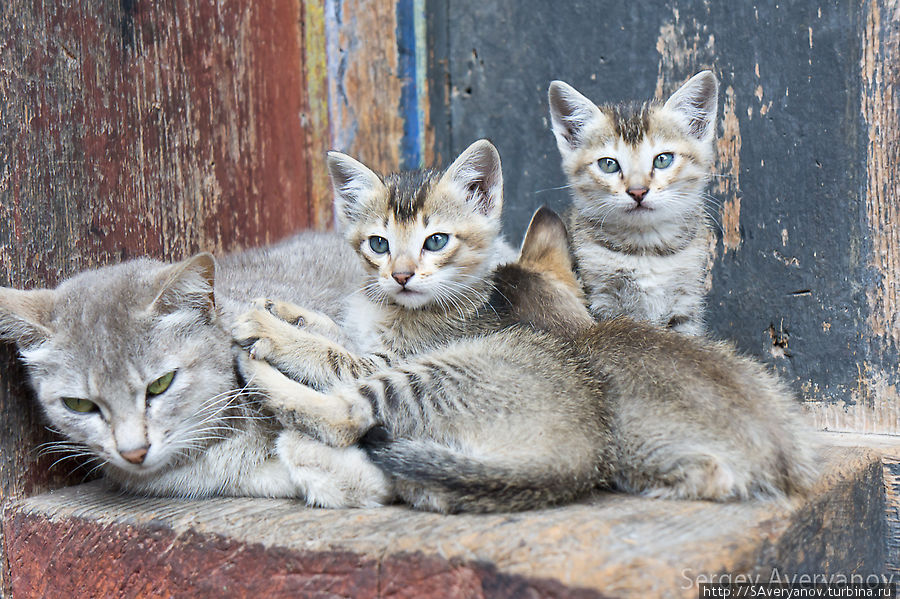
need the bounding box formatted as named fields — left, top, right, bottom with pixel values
left=626, top=204, right=653, bottom=213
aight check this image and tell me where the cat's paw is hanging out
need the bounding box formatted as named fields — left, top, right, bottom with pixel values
left=232, top=307, right=298, bottom=359
left=250, top=297, right=339, bottom=333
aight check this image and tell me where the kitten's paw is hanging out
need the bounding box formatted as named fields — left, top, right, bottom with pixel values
left=251, top=297, right=337, bottom=332
left=232, top=308, right=298, bottom=352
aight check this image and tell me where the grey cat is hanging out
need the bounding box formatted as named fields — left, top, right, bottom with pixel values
left=0, top=232, right=393, bottom=507
left=240, top=202, right=817, bottom=513
left=548, top=71, right=718, bottom=335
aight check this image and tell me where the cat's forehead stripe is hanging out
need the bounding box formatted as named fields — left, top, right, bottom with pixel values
left=387, top=170, right=437, bottom=222
left=602, top=101, right=653, bottom=146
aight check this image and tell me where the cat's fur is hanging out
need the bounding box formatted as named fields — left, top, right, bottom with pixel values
left=233, top=140, right=514, bottom=395
left=549, top=71, right=718, bottom=335
left=0, top=232, right=392, bottom=506
left=242, top=207, right=817, bottom=513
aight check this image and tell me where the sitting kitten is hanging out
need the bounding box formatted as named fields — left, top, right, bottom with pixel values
left=241, top=208, right=817, bottom=513
left=548, top=71, right=718, bottom=335
left=0, top=232, right=392, bottom=507
left=233, top=139, right=512, bottom=393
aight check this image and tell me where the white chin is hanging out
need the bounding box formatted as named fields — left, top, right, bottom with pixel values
left=390, top=290, right=432, bottom=309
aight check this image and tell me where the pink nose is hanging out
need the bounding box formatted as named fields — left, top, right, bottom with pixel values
left=120, top=447, right=148, bottom=465
left=627, top=186, right=649, bottom=203
left=392, top=272, right=413, bottom=286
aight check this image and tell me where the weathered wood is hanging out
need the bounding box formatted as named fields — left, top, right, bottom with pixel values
left=0, top=0, right=324, bottom=593
left=2, top=446, right=887, bottom=598
left=433, top=0, right=900, bottom=434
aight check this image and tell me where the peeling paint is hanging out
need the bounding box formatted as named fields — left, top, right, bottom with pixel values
left=717, top=85, right=742, bottom=253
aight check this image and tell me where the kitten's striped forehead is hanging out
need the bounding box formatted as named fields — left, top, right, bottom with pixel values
left=384, top=170, right=440, bottom=222
left=601, top=101, right=654, bottom=145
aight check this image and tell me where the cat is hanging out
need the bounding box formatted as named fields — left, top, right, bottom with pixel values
left=548, top=71, right=718, bottom=335
left=232, top=139, right=515, bottom=396
left=0, top=232, right=393, bottom=507
left=238, top=207, right=817, bottom=514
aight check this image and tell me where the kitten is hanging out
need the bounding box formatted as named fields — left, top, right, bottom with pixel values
left=232, top=139, right=513, bottom=393
left=0, top=232, right=392, bottom=507
left=548, top=71, right=718, bottom=335
left=241, top=208, right=817, bottom=513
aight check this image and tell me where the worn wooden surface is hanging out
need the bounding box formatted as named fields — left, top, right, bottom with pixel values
left=432, top=1, right=900, bottom=434
left=2, top=446, right=887, bottom=599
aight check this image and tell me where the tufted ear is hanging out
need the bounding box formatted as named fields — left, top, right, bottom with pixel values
left=0, top=287, right=57, bottom=349
left=439, top=139, right=503, bottom=220
left=663, top=70, right=719, bottom=142
left=327, top=151, right=387, bottom=228
left=518, top=206, right=576, bottom=282
left=548, top=80, right=604, bottom=155
left=149, top=253, right=216, bottom=316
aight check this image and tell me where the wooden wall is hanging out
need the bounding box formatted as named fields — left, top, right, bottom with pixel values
left=430, top=0, right=900, bottom=436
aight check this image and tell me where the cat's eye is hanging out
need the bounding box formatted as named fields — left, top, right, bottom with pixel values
left=368, top=236, right=390, bottom=254
left=423, top=233, right=449, bottom=252
left=147, top=371, right=176, bottom=396
left=62, top=397, right=99, bottom=414
left=653, top=153, right=674, bottom=169
left=597, top=157, right=620, bottom=174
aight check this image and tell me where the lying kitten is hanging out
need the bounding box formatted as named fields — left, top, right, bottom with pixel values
left=242, top=208, right=817, bottom=513
left=548, top=71, right=718, bottom=335
left=0, top=233, right=391, bottom=507
left=233, top=139, right=512, bottom=394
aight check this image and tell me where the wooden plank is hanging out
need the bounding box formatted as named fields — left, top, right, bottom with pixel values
left=3, top=446, right=887, bottom=598
left=0, top=0, right=314, bottom=592
left=303, top=0, right=335, bottom=229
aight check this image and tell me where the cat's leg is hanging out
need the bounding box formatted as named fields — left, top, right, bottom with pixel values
left=250, top=297, right=343, bottom=339
left=276, top=431, right=393, bottom=508
left=233, top=307, right=387, bottom=387
left=237, top=353, right=375, bottom=447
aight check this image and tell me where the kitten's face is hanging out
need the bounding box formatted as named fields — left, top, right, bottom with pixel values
left=549, top=72, right=718, bottom=244
left=327, top=140, right=503, bottom=310
left=0, top=255, right=235, bottom=478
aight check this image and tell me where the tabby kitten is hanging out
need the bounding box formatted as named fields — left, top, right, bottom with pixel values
left=240, top=208, right=816, bottom=513
left=548, top=71, right=718, bottom=334
left=0, top=233, right=391, bottom=507
left=233, top=139, right=512, bottom=394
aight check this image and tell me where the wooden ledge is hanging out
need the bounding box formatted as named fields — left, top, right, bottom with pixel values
left=3, top=444, right=891, bottom=598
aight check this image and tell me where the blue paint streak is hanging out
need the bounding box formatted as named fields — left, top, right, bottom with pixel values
left=396, top=0, right=421, bottom=170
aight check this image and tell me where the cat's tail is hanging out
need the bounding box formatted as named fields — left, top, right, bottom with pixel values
left=360, top=428, right=596, bottom=513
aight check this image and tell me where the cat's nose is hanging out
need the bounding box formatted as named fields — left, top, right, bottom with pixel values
left=392, top=272, right=414, bottom=286
left=120, top=446, right=149, bottom=465
left=627, top=186, right=649, bottom=203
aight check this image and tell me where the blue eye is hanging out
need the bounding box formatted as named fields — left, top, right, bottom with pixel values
left=423, top=233, right=449, bottom=252
left=597, top=157, right=620, bottom=173
left=653, top=153, right=674, bottom=169
left=368, top=236, right=389, bottom=254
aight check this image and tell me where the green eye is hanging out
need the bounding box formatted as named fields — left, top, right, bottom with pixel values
left=62, top=397, right=99, bottom=414
left=368, top=236, right=389, bottom=254
left=147, top=371, right=175, bottom=396
left=423, top=233, right=449, bottom=252
left=653, top=153, right=674, bottom=169
left=597, top=157, right=620, bottom=173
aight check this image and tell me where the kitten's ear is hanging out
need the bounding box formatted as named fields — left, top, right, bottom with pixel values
left=149, top=253, right=216, bottom=316
left=548, top=81, right=603, bottom=154
left=518, top=206, right=577, bottom=282
left=327, top=152, right=386, bottom=227
left=440, top=139, right=503, bottom=219
left=663, top=70, right=718, bottom=142
left=0, top=287, right=56, bottom=349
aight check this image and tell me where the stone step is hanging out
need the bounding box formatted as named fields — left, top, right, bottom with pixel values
left=3, top=438, right=895, bottom=598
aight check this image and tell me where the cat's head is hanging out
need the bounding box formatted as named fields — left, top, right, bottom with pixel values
left=493, top=206, right=595, bottom=335
left=0, top=254, right=235, bottom=478
left=326, top=139, right=503, bottom=310
left=548, top=71, right=718, bottom=248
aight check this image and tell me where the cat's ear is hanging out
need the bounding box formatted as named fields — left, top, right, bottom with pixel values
left=548, top=81, right=603, bottom=154
left=518, top=206, right=576, bottom=281
left=149, top=253, right=216, bottom=316
left=0, top=287, right=56, bottom=349
left=663, top=70, right=718, bottom=142
left=440, top=139, right=503, bottom=219
left=327, top=152, right=386, bottom=227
